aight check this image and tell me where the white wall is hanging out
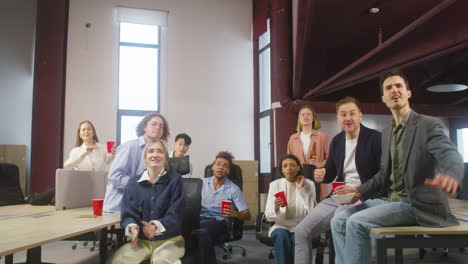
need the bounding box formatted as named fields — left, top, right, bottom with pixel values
left=65, top=0, right=254, bottom=178
left=0, top=0, right=35, bottom=146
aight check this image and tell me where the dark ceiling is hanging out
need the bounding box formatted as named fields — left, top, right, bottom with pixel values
left=293, top=0, right=468, bottom=112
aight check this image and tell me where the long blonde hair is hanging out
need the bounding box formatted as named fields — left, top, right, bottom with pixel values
left=296, top=106, right=321, bottom=132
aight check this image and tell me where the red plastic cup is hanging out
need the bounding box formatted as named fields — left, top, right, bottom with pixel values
left=332, top=182, right=345, bottom=192
left=106, top=141, right=115, bottom=153
left=274, top=191, right=288, bottom=206
left=92, top=199, right=104, bottom=216
left=221, top=200, right=232, bottom=215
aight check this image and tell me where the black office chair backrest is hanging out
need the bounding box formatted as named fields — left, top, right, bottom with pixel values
left=0, top=163, right=25, bottom=206
left=204, top=163, right=243, bottom=191
left=181, top=178, right=203, bottom=254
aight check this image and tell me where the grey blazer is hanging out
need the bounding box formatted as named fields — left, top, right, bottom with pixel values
left=357, top=111, right=464, bottom=227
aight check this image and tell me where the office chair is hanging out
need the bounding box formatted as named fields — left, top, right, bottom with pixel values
left=0, top=163, right=26, bottom=206
left=204, top=163, right=247, bottom=259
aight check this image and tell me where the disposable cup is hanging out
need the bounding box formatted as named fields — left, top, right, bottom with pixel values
left=332, top=182, right=345, bottom=192
left=106, top=141, right=115, bottom=153
left=221, top=200, right=232, bottom=214
left=274, top=191, right=288, bottom=206
left=92, top=199, right=104, bottom=216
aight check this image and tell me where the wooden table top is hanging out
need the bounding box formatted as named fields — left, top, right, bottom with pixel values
left=372, top=199, right=468, bottom=235
left=0, top=207, right=120, bottom=257
left=0, top=204, right=55, bottom=220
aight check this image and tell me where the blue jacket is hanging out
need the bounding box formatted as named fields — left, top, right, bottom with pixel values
left=121, top=170, right=184, bottom=241
left=322, top=124, right=382, bottom=188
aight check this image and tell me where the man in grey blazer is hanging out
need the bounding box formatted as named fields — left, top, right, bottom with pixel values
left=330, top=71, right=464, bottom=264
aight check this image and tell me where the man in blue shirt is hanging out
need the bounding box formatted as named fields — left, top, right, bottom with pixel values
left=103, top=113, right=170, bottom=212
left=200, top=151, right=251, bottom=264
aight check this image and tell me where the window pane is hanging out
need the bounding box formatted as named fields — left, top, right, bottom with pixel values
left=119, top=46, right=159, bottom=111
left=259, top=116, right=271, bottom=173
left=120, top=115, right=144, bottom=144
left=259, top=48, right=271, bottom=112
left=258, top=19, right=270, bottom=50
left=120, top=22, right=159, bottom=45
left=457, top=128, right=468, bottom=162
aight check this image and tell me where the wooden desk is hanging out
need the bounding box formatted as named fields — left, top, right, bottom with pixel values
left=0, top=204, right=55, bottom=220
left=371, top=199, right=468, bottom=264
left=0, top=207, right=120, bottom=264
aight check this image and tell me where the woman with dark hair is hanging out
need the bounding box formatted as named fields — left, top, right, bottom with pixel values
left=104, top=113, right=170, bottom=212
left=106, top=140, right=185, bottom=264
left=64, top=120, right=113, bottom=171
left=264, top=154, right=316, bottom=264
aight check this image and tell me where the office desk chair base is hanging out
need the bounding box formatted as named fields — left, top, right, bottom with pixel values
left=220, top=243, right=247, bottom=260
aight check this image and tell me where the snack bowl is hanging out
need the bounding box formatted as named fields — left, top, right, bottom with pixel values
left=331, top=193, right=355, bottom=204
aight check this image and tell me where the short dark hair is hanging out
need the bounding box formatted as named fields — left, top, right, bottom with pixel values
left=136, top=113, right=170, bottom=141
left=215, top=151, right=234, bottom=167
left=336, top=97, right=362, bottom=113
left=379, top=70, right=410, bottom=95
left=277, top=154, right=303, bottom=178
left=175, top=133, right=192, bottom=145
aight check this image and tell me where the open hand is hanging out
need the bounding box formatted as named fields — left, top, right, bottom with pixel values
left=425, top=173, right=459, bottom=195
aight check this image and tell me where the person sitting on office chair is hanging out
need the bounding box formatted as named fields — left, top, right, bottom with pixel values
left=169, top=133, right=193, bottom=178
left=265, top=154, right=316, bottom=264
left=106, top=140, right=184, bottom=264
left=200, top=151, right=251, bottom=264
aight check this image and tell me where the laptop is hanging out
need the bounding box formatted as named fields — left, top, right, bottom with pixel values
left=55, top=169, right=108, bottom=210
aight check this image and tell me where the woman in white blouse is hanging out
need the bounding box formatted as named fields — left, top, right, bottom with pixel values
left=64, top=120, right=114, bottom=171
left=265, top=154, right=316, bottom=264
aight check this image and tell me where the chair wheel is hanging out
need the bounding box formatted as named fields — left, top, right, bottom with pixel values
left=222, top=255, right=228, bottom=260
left=90, top=247, right=95, bottom=252
left=83, top=241, right=88, bottom=246
left=242, top=251, right=246, bottom=257
left=72, top=245, right=77, bottom=250
left=442, top=252, right=448, bottom=257
left=268, top=253, right=274, bottom=259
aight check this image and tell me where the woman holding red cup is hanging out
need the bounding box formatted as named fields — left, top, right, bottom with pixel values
left=64, top=120, right=115, bottom=171
left=264, top=154, right=317, bottom=264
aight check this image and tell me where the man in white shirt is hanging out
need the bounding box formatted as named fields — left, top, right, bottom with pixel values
left=295, top=97, right=382, bottom=264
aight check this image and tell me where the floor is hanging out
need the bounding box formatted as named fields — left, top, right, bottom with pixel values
left=2, top=229, right=468, bottom=264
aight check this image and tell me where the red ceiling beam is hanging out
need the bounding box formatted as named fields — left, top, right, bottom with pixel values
left=302, top=0, right=457, bottom=99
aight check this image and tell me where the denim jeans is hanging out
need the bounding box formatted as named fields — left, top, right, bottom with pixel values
left=271, top=228, right=295, bottom=264
left=331, top=199, right=418, bottom=264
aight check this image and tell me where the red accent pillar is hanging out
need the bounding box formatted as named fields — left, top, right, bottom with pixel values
left=30, top=0, right=68, bottom=193
left=269, top=0, right=296, bottom=165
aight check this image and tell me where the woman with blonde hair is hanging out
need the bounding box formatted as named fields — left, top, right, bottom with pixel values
left=107, top=140, right=185, bottom=264
left=287, top=106, right=330, bottom=199
left=64, top=120, right=114, bottom=171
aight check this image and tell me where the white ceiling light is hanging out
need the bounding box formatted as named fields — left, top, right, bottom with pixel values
left=427, top=84, right=468, bottom=92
